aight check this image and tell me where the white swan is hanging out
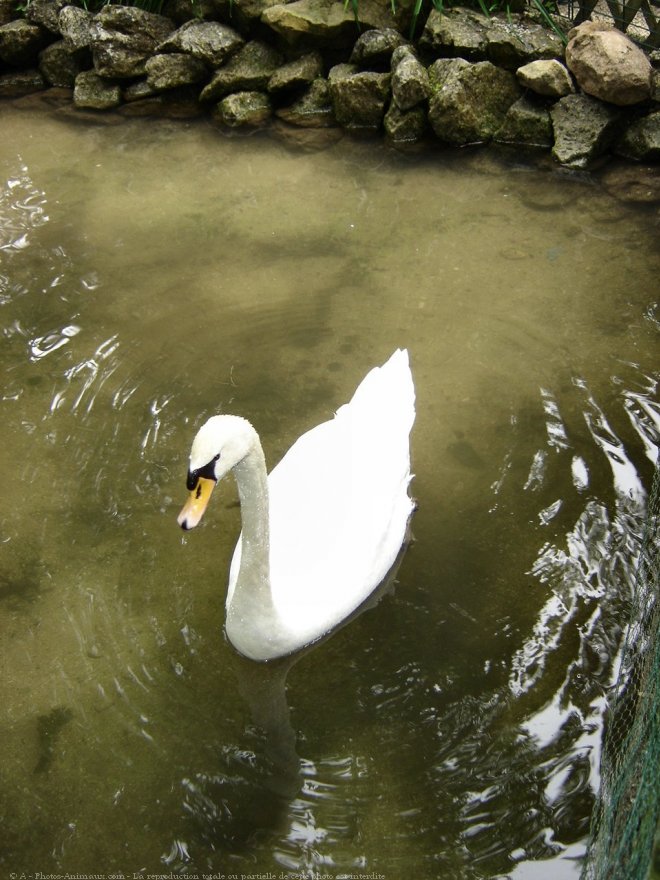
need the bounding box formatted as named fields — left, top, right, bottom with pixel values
left=177, top=349, right=415, bottom=661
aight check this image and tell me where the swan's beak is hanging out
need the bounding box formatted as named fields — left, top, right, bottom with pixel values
left=177, top=476, right=216, bottom=530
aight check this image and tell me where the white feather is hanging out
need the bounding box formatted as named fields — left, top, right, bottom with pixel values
left=182, top=349, right=415, bottom=661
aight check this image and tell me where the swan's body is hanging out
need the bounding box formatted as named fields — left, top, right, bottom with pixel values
left=178, top=349, right=415, bottom=661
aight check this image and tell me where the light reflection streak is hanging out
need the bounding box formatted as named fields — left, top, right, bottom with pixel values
left=30, top=324, right=81, bottom=361
left=48, top=334, right=120, bottom=414
left=0, top=161, right=49, bottom=253
left=578, top=377, right=646, bottom=502
left=511, top=378, right=649, bottom=698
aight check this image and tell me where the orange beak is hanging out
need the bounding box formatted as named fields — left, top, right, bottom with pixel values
left=177, top=476, right=216, bottom=530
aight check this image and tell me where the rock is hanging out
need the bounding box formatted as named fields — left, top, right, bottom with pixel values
left=167, top=0, right=280, bottom=32
left=328, top=63, right=390, bottom=128
left=157, top=20, right=243, bottom=68
left=39, top=39, right=81, bottom=88
left=384, top=100, right=427, bottom=142
left=496, top=95, right=552, bottom=146
left=550, top=93, right=621, bottom=167
left=615, top=111, right=660, bottom=161
left=58, top=6, right=94, bottom=57
left=0, top=20, right=50, bottom=67
left=214, top=89, right=271, bottom=126
left=484, top=15, right=564, bottom=69
left=118, top=85, right=204, bottom=117
left=90, top=6, right=175, bottom=79
left=565, top=22, right=652, bottom=106
left=421, top=7, right=488, bottom=59
left=271, top=119, right=343, bottom=149
left=0, top=68, right=46, bottom=96
left=0, top=0, right=17, bottom=27
left=601, top=163, right=660, bottom=203
left=421, top=8, right=562, bottom=68
left=516, top=59, right=574, bottom=97
left=268, top=51, right=323, bottom=94
left=199, top=39, right=281, bottom=102
left=12, top=85, right=72, bottom=108
left=349, top=27, right=407, bottom=71
left=123, top=78, right=158, bottom=102
left=73, top=68, right=122, bottom=110
left=261, top=0, right=402, bottom=51
left=428, top=58, right=520, bottom=145
left=145, top=52, right=208, bottom=91
left=391, top=46, right=429, bottom=110
left=26, top=0, right=67, bottom=35
left=275, top=76, right=335, bottom=126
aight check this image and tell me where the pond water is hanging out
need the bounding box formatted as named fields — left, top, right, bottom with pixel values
left=1, top=105, right=658, bottom=880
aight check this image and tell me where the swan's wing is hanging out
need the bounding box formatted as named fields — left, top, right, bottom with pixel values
left=263, top=349, right=415, bottom=637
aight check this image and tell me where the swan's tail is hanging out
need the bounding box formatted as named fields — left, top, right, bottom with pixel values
left=337, top=348, right=416, bottom=438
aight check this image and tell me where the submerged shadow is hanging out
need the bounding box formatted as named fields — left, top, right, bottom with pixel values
left=181, top=545, right=411, bottom=853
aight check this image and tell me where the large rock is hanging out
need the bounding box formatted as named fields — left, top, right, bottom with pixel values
left=268, top=51, right=323, bottom=94
left=565, top=21, right=652, bottom=106
left=39, top=39, right=82, bottom=87
left=90, top=6, right=175, bottom=79
left=59, top=6, right=94, bottom=57
left=615, top=111, right=660, bottom=161
left=601, top=164, right=660, bottom=204
left=0, top=0, right=16, bottom=27
left=145, top=52, right=208, bottom=91
left=167, top=0, right=280, bottom=32
left=484, top=15, right=564, bottom=69
left=516, top=58, right=574, bottom=97
left=157, top=20, right=243, bottom=67
left=26, top=0, right=67, bottom=35
left=428, top=58, right=520, bottom=144
left=199, top=39, right=281, bottom=101
left=391, top=45, right=429, bottom=110
left=421, top=8, right=563, bottom=69
left=496, top=95, right=552, bottom=146
left=275, top=76, right=334, bottom=126
left=0, top=20, right=50, bottom=67
left=118, top=85, right=204, bottom=118
left=421, top=7, right=488, bottom=58
left=328, top=63, right=391, bottom=128
left=214, top=89, right=271, bottom=126
left=0, top=68, right=46, bottom=96
left=261, top=0, right=402, bottom=51
left=550, top=93, right=621, bottom=167
left=349, top=27, right=408, bottom=70
left=73, top=68, right=122, bottom=109
left=384, top=100, right=427, bottom=142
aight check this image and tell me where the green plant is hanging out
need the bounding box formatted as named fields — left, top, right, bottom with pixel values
left=530, top=0, right=569, bottom=43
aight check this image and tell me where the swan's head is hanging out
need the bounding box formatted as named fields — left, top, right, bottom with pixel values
left=177, top=415, right=257, bottom=531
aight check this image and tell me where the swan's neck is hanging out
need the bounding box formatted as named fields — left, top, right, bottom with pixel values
left=231, top=441, right=275, bottom=615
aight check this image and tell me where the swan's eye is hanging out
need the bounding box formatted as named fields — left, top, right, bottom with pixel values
left=186, top=454, right=220, bottom=490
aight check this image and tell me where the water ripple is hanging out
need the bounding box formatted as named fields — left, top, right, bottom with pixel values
left=0, top=160, right=49, bottom=252
left=49, top=334, right=120, bottom=415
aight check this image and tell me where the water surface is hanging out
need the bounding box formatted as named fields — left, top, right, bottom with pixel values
left=1, top=106, right=658, bottom=879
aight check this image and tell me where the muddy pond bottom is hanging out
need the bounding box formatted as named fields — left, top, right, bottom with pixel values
left=0, top=107, right=658, bottom=880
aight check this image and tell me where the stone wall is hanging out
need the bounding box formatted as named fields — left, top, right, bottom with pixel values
left=1, top=0, right=659, bottom=166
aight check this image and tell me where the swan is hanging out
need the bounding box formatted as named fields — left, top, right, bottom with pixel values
left=177, top=349, right=415, bottom=661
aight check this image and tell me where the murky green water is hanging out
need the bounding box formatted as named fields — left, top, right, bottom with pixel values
left=1, top=105, right=658, bottom=880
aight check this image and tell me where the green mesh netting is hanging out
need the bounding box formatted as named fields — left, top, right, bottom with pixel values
left=581, top=456, right=660, bottom=880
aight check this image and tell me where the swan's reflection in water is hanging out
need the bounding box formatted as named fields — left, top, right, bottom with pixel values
left=172, top=561, right=408, bottom=872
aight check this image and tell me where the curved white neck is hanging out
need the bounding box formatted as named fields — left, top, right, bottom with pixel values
left=226, top=441, right=284, bottom=658
left=233, top=443, right=271, bottom=594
